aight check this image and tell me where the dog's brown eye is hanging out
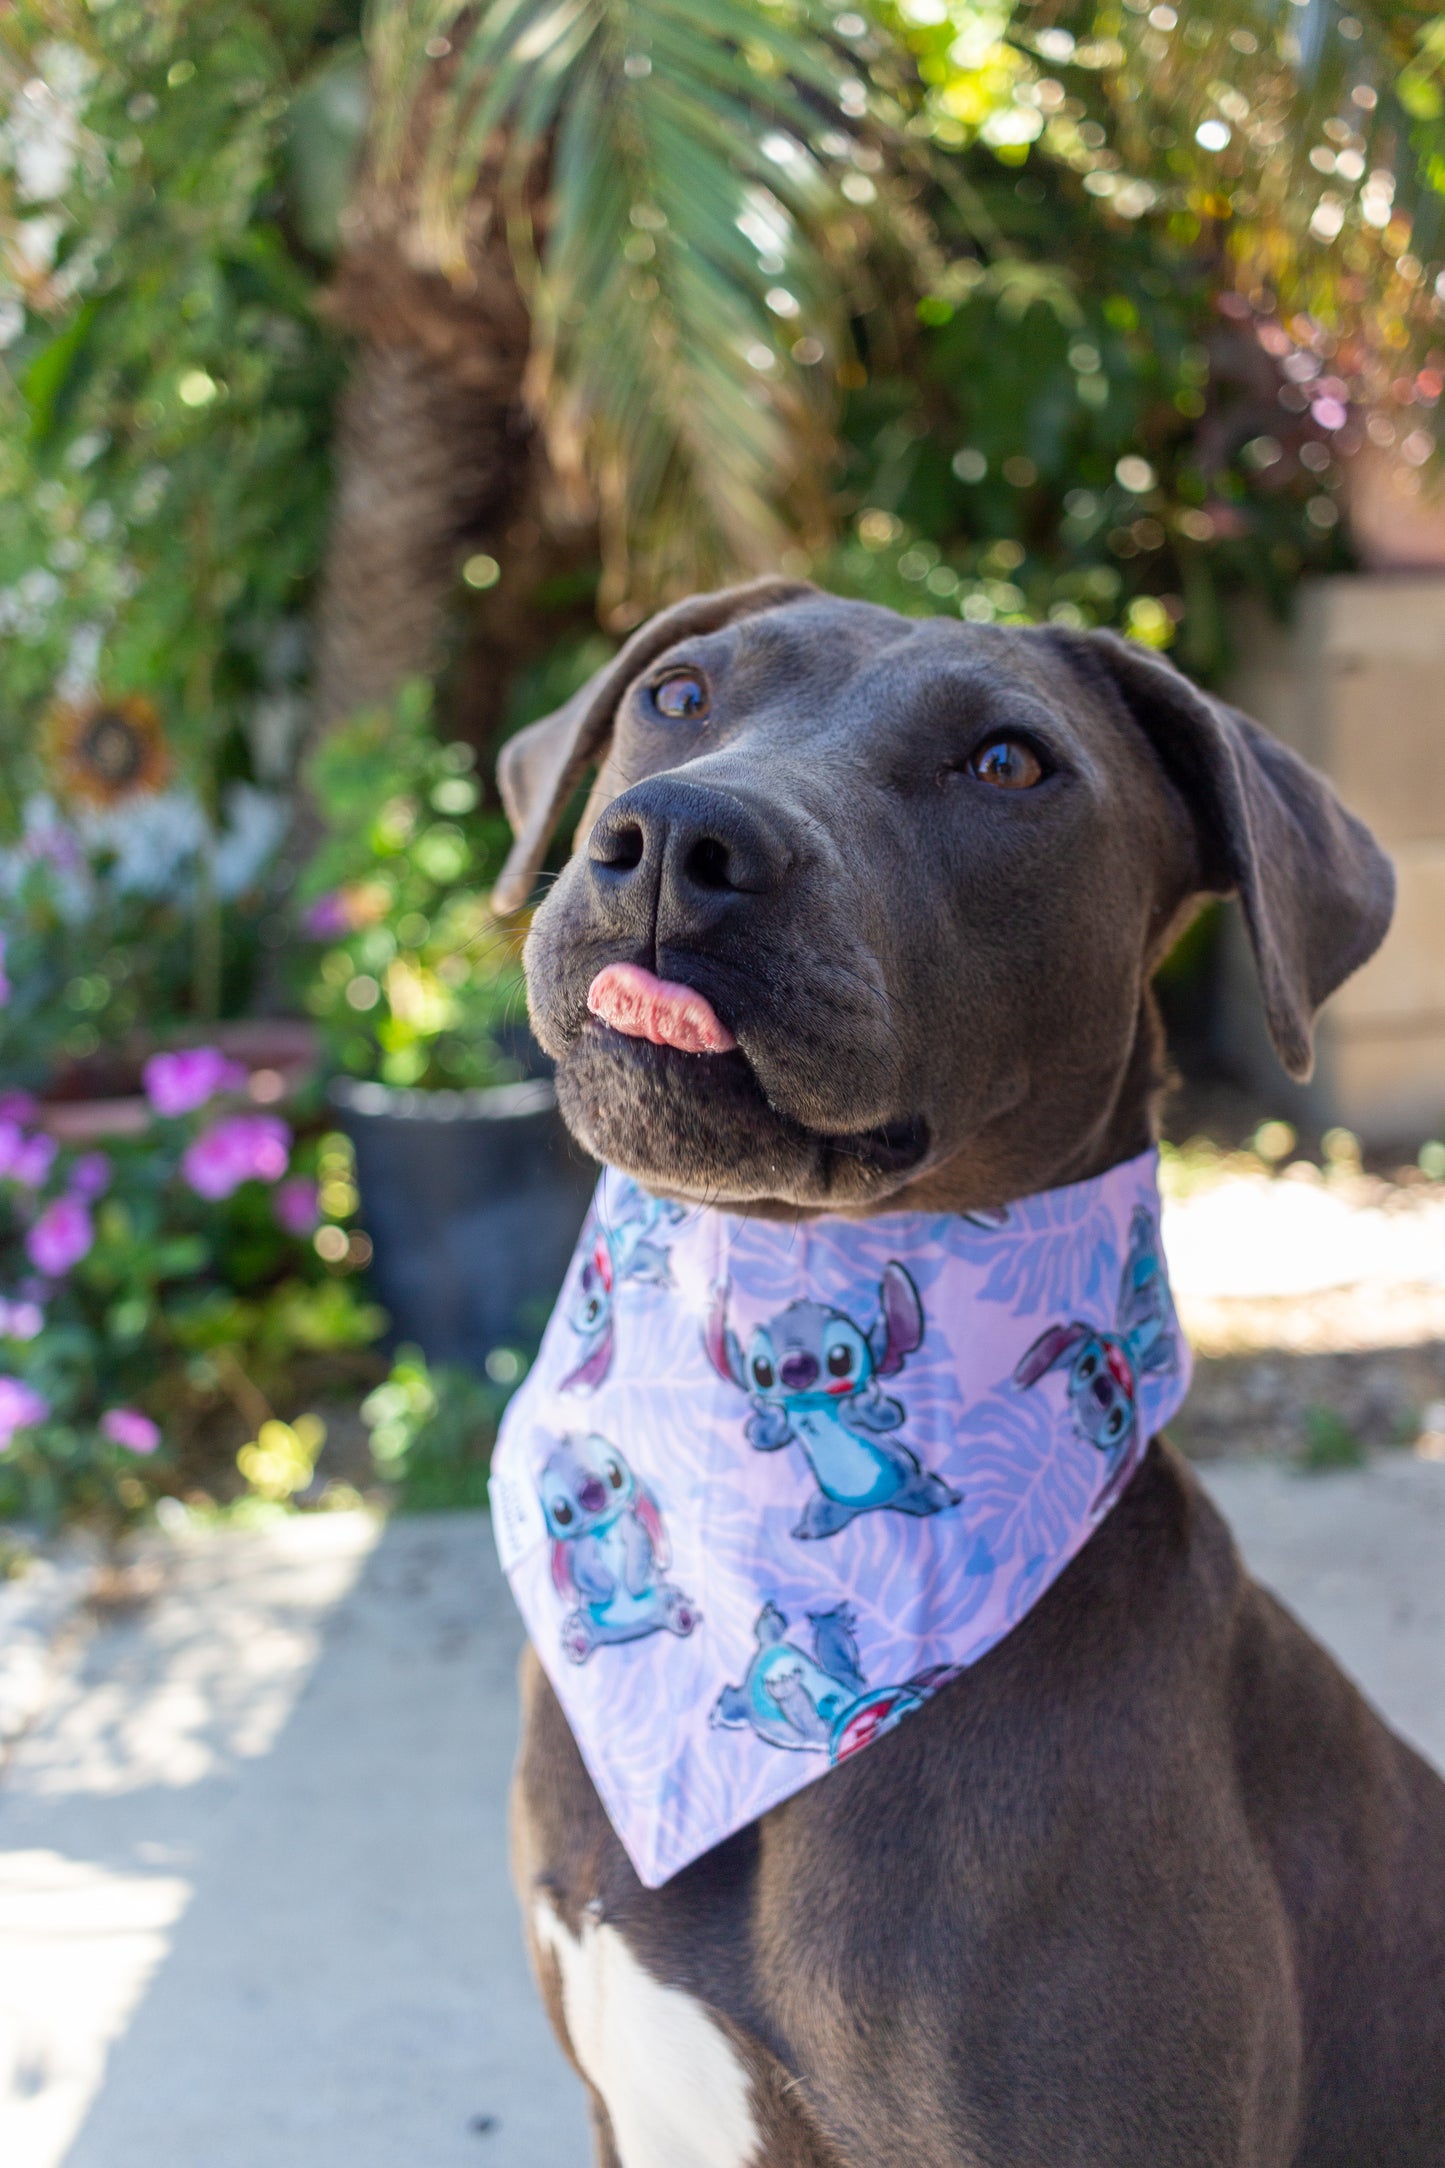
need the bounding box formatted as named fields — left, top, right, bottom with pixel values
left=605, top=1459, right=624, bottom=1489
left=753, top=1357, right=775, bottom=1389
left=827, top=1344, right=853, bottom=1376
left=652, top=670, right=709, bottom=722
left=553, top=1499, right=573, bottom=1526
left=969, top=739, right=1044, bottom=790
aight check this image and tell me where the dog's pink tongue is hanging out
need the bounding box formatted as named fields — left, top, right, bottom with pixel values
left=587, top=962, right=736, bottom=1055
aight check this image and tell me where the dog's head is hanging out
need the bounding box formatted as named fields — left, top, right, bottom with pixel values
left=497, top=581, right=1393, bottom=1213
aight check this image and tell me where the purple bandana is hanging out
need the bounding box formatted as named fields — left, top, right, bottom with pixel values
left=491, top=1148, right=1191, bottom=1887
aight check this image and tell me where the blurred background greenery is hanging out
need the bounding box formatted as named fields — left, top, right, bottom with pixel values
left=2, top=0, right=1444, bottom=1530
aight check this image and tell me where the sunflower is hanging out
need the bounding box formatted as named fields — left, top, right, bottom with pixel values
left=44, top=693, right=172, bottom=809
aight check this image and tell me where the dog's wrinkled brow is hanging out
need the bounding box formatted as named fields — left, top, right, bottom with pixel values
left=847, top=657, right=1083, bottom=755
left=724, top=617, right=879, bottom=708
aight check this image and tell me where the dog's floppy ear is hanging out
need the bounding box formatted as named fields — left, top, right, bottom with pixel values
left=491, top=577, right=815, bottom=914
left=1080, top=630, right=1395, bottom=1082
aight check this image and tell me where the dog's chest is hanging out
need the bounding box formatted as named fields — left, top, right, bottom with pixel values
left=533, top=1894, right=763, bottom=2168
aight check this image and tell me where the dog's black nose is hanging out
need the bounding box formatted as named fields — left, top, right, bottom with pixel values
left=587, top=777, right=789, bottom=944
left=779, top=1352, right=818, bottom=1391
left=577, top=1477, right=607, bottom=1513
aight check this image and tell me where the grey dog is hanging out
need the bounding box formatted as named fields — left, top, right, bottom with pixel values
left=492, top=579, right=1445, bottom=2168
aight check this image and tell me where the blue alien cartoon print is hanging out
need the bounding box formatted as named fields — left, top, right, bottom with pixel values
left=539, top=1434, right=700, bottom=1664
left=711, top=1602, right=961, bottom=1762
left=561, top=1183, right=686, bottom=1392
left=1012, top=1204, right=1178, bottom=1515
left=705, top=1264, right=960, bottom=1540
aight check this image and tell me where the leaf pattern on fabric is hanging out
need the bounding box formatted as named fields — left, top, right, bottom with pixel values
left=952, top=1388, right=1099, bottom=1624
left=975, top=1193, right=1120, bottom=1319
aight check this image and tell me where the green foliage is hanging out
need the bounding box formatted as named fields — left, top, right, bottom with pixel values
left=0, top=1087, right=383, bottom=1532
left=827, top=181, right=1348, bottom=678
left=0, top=852, right=103, bottom=1093
left=285, top=43, right=370, bottom=254
left=890, top=1, right=1445, bottom=362
left=806, top=0, right=1445, bottom=678
left=368, top=0, right=887, bottom=611
left=0, top=0, right=355, bottom=847
left=1300, top=1402, right=1367, bottom=1472
left=0, top=781, right=294, bottom=1087
left=362, top=1344, right=518, bottom=1509
left=369, top=0, right=1443, bottom=645
left=300, top=679, right=527, bottom=1090
left=236, top=1410, right=326, bottom=1501
left=9, top=0, right=1442, bottom=715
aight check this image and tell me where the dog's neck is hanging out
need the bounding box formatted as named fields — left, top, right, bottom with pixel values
left=744, top=990, right=1170, bottom=1226
left=934, top=990, right=1169, bottom=1208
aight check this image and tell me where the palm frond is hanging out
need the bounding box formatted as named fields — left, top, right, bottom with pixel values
left=367, top=0, right=891, bottom=612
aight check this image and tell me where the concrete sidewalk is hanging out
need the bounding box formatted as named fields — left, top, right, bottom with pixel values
left=2, top=1458, right=1443, bottom=2168
left=0, top=1511, right=590, bottom=2168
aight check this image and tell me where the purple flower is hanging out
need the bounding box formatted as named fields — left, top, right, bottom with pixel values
left=182, top=1113, right=292, bottom=1200
left=0, top=931, right=9, bottom=1009
left=142, top=1046, right=248, bottom=1119
left=0, top=1120, right=56, bottom=1187
left=0, top=1375, right=48, bottom=1448
left=0, top=1299, right=44, bottom=1340
left=10, top=1132, right=58, bottom=1187
left=274, top=1177, right=320, bottom=1237
left=25, top=1193, right=94, bottom=1276
left=303, top=890, right=351, bottom=940
left=100, top=1407, right=161, bottom=1455
left=70, top=1150, right=113, bottom=1199
left=0, top=1092, right=39, bottom=1123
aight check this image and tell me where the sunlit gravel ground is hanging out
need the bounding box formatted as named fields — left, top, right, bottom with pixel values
left=1162, top=1143, right=1445, bottom=1464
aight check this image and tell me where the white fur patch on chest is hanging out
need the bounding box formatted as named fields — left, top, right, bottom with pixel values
left=533, top=1895, right=761, bottom=2168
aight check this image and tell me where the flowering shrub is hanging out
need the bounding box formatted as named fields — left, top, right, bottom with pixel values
left=0, top=1054, right=382, bottom=1530
left=0, top=1376, right=49, bottom=1449
left=142, top=1048, right=247, bottom=1119
left=0, top=784, right=290, bottom=1095
left=27, top=1190, right=93, bottom=1276
left=180, top=1113, right=292, bottom=1201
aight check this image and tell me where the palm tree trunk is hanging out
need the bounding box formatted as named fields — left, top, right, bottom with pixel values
left=310, top=196, right=535, bottom=736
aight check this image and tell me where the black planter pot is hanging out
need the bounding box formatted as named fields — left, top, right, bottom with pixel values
left=331, top=1076, right=596, bottom=1369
